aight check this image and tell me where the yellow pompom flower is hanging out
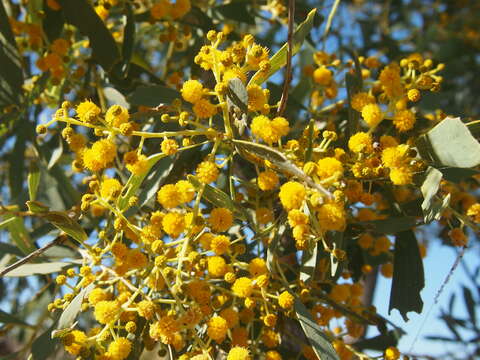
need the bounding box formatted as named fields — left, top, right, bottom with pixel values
left=389, top=167, right=413, bottom=185
left=209, top=207, right=233, bottom=232
left=83, top=139, right=116, bottom=172
left=251, top=115, right=271, bottom=140
left=348, top=132, right=373, bottom=153
left=181, top=80, right=204, bottom=103
left=257, top=170, right=279, bottom=191
left=210, top=235, right=230, bottom=255
left=137, top=300, right=156, bottom=320
left=126, top=249, right=148, bottom=269
left=157, top=184, right=181, bottom=209
left=107, top=337, right=131, bottom=360
left=467, top=203, right=480, bottom=223
left=232, top=277, right=253, bottom=298
left=227, top=346, right=251, bottom=360
left=193, top=98, right=217, bottom=118
left=162, top=212, right=185, bottom=238
left=94, top=300, right=119, bottom=324
left=351, top=92, right=375, bottom=112
left=385, top=346, right=401, bottom=360
left=265, top=350, right=282, bottom=360
left=161, top=138, right=179, bottom=155
left=247, top=258, right=266, bottom=277
left=170, top=0, right=190, bottom=19
left=151, top=0, right=171, bottom=19
left=63, top=330, right=87, bottom=355
left=313, top=66, right=333, bottom=85
left=278, top=291, right=294, bottom=309
left=88, top=288, right=109, bottom=305
left=105, top=104, right=129, bottom=128
left=393, top=109, right=416, bottom=132
left=196, top=161, right=219, bottom=184
left=381, top=144, right=409, bottom=168
left=287, top=209, right=309, bottom=227
left=100, top=178, right=122, bottom=200
left=208, top=256, right=228, bottom=278
left=76, top=100, right=100, bottom=123
left=316, top=157, right=344, bottom=181
left=279, top=181, right=306, bottom=210
left=317, top=203, right=346, bottom=231
left=247, top=84, right=267, bottom=111
left=207, top=316, right=229, bottom=342
left=220, top=307, right=239, bottom=328
left=379, top=63, right=403, bottom=99
left=271, top=117, right=290, bottom=138
left=126, top=154, right=149, bottom=175
left=361, top=103, right=384, bottom=128
left=66, top=133, right=86, bottom=153
left=176, top=180, right=195, bottom=203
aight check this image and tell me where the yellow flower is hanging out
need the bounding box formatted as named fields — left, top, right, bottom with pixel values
left=351, top=92, right=375, bottom=112
left=247, top=84, right=267, bottom=111
left=107, top=337, right=131, bottom=360
left=157, top=184, right=181, bottom=209
left=88, top=288, right=109, bottom=305
left=151, top=0, right=171, bottom=19
left=83, top=139, right=116, bottom=172
left=227, top=346, right=251, bottom=360
left=265, top=350, right=282, bottom=360
left=467, top=203, right=480, bottom=223
left=209, top=207, right=233, bottom=232
left=348, top=132, right=373, bottom=153
left=137, top=300, right=156, bottom=320
left=385, top=346, right=401, bottom=360
left=100, top=178, right=122, bottom=200
left=170, top=0, right=191, bottom=19
left=258, top=170, right=279, bottom=191
left=208, top=316, right=228, bottom=342
left=287, top=209, right=309, bottom=227
left=193, top=99, right=217, bottom=118
left=329, top=284, right=350, bottom=302
left=196, top=161, right=219, bottom=184
left=361, top=103, right=384, bottom=128
left=317, top=203, right=346, bottom=231
left=208, top=256, right=228, bottom=278
left=278, top=291, right=294, bottom=309
left=248, top=258, right=267, bottom=277
left=161, top=138, right=179, bottom=155
left=379, top=63, right=403, bottom=99
left=181, top=80, right=204, bottom=103
left=220, top=307, right=239, bottom=328
left=316, top=157, right=344, bottom=182
left=312, top=66, right=332, bottom=85
left=126, top=154, right=149, bottom=175
left=381, top=144, right=409, bottom=168
left=149, top=315, right=179, bottom=343
left=94, top=300, right=119, bottom=324
left=279, top=181, right=306, bottom=210
left=105, top=104, right=129, bottom=128
left=67, top=133, right=86, bottom=153
left=63, top=330, right=87, bottom=355
left=126, top=249, right=147, bottom=269
left=232, top=277, right=253, bottom=298
left=162, top=212, right=185, bottom=238
left=210, top=235, right=230, bottom=255
left=389, top=167, right=413, bottom=185
left=393, top=109, right=416, bottom=132
left=76, top=100, right=100, bottom=123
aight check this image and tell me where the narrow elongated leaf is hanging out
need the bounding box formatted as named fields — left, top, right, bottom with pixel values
left=214, top=2, right=255, bottom=24
left=362, top=216, right=419, bottom=234
left=55, top=283, right=95, bottom=333
left=120, top=2, right=135, bottom=77
left=462, top=286, right=476, bottom=327
left=249, top=9, right=317, bottom=85
left=420, top=167, right=443, bottom=222
left=353, top=329, right=404, bottom=351
left=137, top=156, right=175, bottom=208
left=440, top=167, right=480, bottom=183
left=417, top=117, right=480, bottom=168
left=295, top=299, right=339, bottom=360
left=47, top=137, right=64, bottom=170
left=4, top=261, right=79, bottom=277
left=0, top=309, right=31, bottom=326
left=31, top=323, right=59, bottom=360
left=28, top=163, right=41, bottom=201
left=61, top=0, right=120, bottom=70
left=300, top=242, right=318, bottom=283
left=117, top=153, right=168, bottom=211
left=188, top=176, right=247, bottom=221
left=389, top=230, right=424, bottom=321
left=128, top=85, right=180, bottom=107
left=104, top=87, right=130, bottom=109
left=6, top=215, right=36, bottom=255
left=0, top=241, right=23, bottom=256
left=42, top=211, right=87, bottom=244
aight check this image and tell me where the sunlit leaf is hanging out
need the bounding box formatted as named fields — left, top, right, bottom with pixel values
left=28, top=163, right=41, bottom=201
left=420, top=167, right=443, bottom=222
left=4, top=261, right=80, bottom=277
left=300, top=242, right=318, bottom=283
left=55, top=283, right=95, bottom=334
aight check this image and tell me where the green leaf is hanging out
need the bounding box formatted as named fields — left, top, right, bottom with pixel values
left=42, top=211, right=88, bottom=244
left=26, top=200, right=50, bottom=214
left=0, top=1, right=23, bottom=106
left=389, top=230, right=424, bottom=321
left=120, top=2, right=135, bottom=77
left=117, top=153, right=168, bottom=211
left=420, top=167, right=443, bottom=222
left=47, top=136, right=64, bottom=170
left=295, top=299, right=339, bottom=360
left=214, top=2, right=255, bottom=25
left=249, top=9, right=317, bottom=85
left=188, top=176, right=247, bottom=221
left=104, top=87, right=130, bottom=109
left=5, top=215, right=36, bottom=255
left=362, top=216, right=419, bottom=234
left=9, top=129, right=26, bottom=205
left=3, top=261, right=79, bottom=277
left=128, top=85, right=180, bottom=107
left=61, top=0, right=120, bottom=70
left=330, top=231, right=344, bottom=277
left=0, top=308, right=31, bottom=326
left=417, top=117, right=480, bottom=168
left=462, top=286, right=476, bottom=327
left=55, top=283, right=95, bottom=334
left=439, top=167, right=480, bottom=183
left=43, top=0, right=65, bottom=41
left=31, top=323, right=59, bottom=360
left=300, top=242, right=318, bottom=283
left=353, top=329, right=404, bottom=351
left=0, top=241, right=23, bottom=257
left=28, top=163, right=41, bottom=201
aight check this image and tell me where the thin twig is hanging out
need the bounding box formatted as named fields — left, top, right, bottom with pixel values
left=0, top=235, right=66, bottom=277
left=277, top=0, right=295, bottom=117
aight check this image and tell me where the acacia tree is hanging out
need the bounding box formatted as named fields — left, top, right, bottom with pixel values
left=0, top=0, right=479, bottom=359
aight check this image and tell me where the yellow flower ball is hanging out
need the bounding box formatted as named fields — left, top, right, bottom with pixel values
left=76, top=100, right=100, bottom=123
left=248, top=257, right=267, bottom=277
left=162, top=212, right=185, bottom=238
left=175, top=180, right=195, bottom=203
left=247, top=84, right=267, bottom=111
left=207, top=316, right=228, bottom=342
left=193, top=98, right=217, bottom=118
left=100, top=178, right=122, bottom=200
left=94, top=300, right=119, bottom=324
left=196, top=161, right=219, bottom=184
left=107, top=337, right=131, bottom=360
left=209, top=207, right=233, bottom=232
left=161, top=138, right=179, bottom=155
left=316, top=157, right=344, bottom=182
left=208, top=256, right=228, bottom=278
left=232, top=277, right=253, bottom=298
left=181, top=80, right=204, bottom=103
left=210, top=235, right=230, bottom=255
left=348, top=132, right=373, bottom=153
left=105, top=104, right=129, bottom=128
left=279, top=181, right=306, bottom=210
left=351, top=92, right=375, bottom=112
left=317, top=203, right=346, bottom=231
left=257, top=170, right=279, bottom=191
left=389, top=166, right=413, bottom=185
left=313, top=66, right=333, bottom=85
left=361, top=103, right=384, bottom=128
left=227, top=346, right=251, bottom=360
left=393, top=109, right=416, bottom=132
left=278, top=291, right=294, bottom=309
left=157, top=184, right=181, bottom=209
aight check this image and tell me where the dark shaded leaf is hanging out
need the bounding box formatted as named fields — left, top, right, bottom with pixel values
left=295, top=299, right=339, bottom=360
left=353, top=329, right=404, bottom=351
left=0, top=309, right=31, bottom=326
left=462, top=286, right=476, bottom=327
left=389, top=230, right=424, bottom=321
left=0, top=242, right=23, bottom=257
left=28, top=163, right=41, bottom=201
left=440, top=167, right=480, bottom=183
left=60, top=0, right=120, bottom=70
left=42, top=0, right=65, bottom=41
left=120, top=2, right=135, bottom=77
left=214, top=2, right=255, bottom=25
left=42, top=211, right=87, bottom=244
left=128, top=85, right=180, bottom=107
left=31, top=322, right=59, bottom=360
left=5, top=215, right=36, bottom=255
left=47, top=136, right=64, bottom=170
left=362, top=216, right=419, bottom=234
left=0, top=2, right=23, bottom=106
left=249, top=9, right=317, bottom=85
left=9, top=129, right=26, bottom=205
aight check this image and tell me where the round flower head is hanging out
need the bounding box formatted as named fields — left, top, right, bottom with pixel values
left=76, top=100, right=100, bottom=123
left=162, top=212, right=186, bottom=238
left=161, top=138, right=179, bottom=155
left=227, top=346, right=251, bottom=360
left=393, top=109, right=416, bottom=132
left=208, top=256, right=228, bottom=278
left=210, top=235, right=230, bottom=255
left=351, top=92, right=375, bottom=112
left=247, top=84, right=267, bottom=111
left=105, top=104, right=129, bottom=128
left=389, top=167, right=413, bottom=185
left=316, top=157, right=344, bottom=182
left=279, top=181, right=306, bottom=210
left=94, top=300, right=119, bottom=324
left=196, top=161, right=219, bottom=184
left=361, top=103, right=384, bottom=128
left=193, top=98, right=217, bottom=118
left=248, top=257, right=267, bottom=277
left=63, top=330, right=87, bottom=355
left=157, top=184, right=181, bottom=209
left=313, top=66, right=333, bottom=85
left=258, top=170, right=279, bottom=191
left=83, top=139, right=116, bottom=172
left=278, top=291, right=294, bottom=309
left=176, top=180, right=195, bottom=203
left=232, top=277, right=253, bottom=298
left=317, top=203, right=346, bottom=231
left=348, top=132, right=373, bottom=153
left=181, top=80, right=204, bottom=103
left=207, top=316, right=228, bottom=342
left=107, top=337, right=131, bottom=360
left=100, top=178, right=122, bottom=200
left=209, top=207, right=233, bottom=232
